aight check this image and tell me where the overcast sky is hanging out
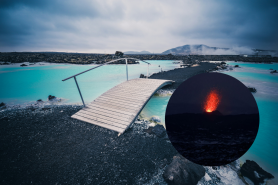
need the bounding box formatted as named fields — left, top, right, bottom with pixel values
left=0, top=0, right=278, bottom=53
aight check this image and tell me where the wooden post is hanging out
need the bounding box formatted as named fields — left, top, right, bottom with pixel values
left=125, top=58, right=128, bottom=81
left=147, top=64, right=149, bottom=78
left=74, top=76, right=85, bottom=107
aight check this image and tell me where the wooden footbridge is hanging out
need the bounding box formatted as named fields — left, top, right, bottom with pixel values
left=62, top=58, right=173, bottom=134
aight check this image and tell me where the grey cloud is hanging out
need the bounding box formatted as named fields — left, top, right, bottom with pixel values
left=0, top=0, right=277, bottom=52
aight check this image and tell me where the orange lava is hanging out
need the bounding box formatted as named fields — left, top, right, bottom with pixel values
left=204, top=89, right=221, bottom=112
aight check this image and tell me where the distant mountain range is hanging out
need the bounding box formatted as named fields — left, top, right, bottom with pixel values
left=162, top=44, right=278, bottom=55
left=124, top=51, right=152, bottom=54
left=162, top=44, right=230, bottom=55
left=124, top=44, right=276, bottom=55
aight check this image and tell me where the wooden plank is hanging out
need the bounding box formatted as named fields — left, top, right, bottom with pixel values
left=105, top=84, right=157, bottom=91
left=101, top=92, right=150, bottom=99
left=79, top=109, right=133, bottom=124
left=114, top=82, right=166, bottom=89
left=112, top=80, right=169, bottom=87
left=87, top=103, right=138, bottom=115
left=109, top=88, right=156, bottom=94
left=81, top=106, right=134, bottom=121
left=100, top=80, right=161, bottom=94
left=97, top=92, right=148, bottom=103
left=72, top=115, right=124, bottom=133
left=113, top=83, right=162, bottom=88
left=94, top=98, right=143, bottom=109
left=96, top=95, right=145, bottom=104
left=86, top=103, right=136, bottom=116
left=80, top=107, right=134, bottom=122
left=75, top=112, right=127, bottom=129
left=126, top=79, right=168, bottom=83
left=75, top=110, right=130, bottom=127
left=102, top=91, right=153, bottom=98
left=91, top=101, right=141, bottom=112
left=106, top=88, right=157, bottom=95
left=102, top=80, right=171, bottom=95
left=114, top=81, right=166, bottom=87
left=99, top=94, right=149, bottom=102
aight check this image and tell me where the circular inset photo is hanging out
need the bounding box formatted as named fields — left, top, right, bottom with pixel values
left=165, top=72, right=259, bottom=166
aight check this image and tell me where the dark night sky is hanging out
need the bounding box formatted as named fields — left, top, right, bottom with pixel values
left=166, top=73, right=259, bottom=115
left=0, top=0, right=278, bottom=53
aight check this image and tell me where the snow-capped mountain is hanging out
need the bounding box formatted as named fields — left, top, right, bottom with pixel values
left=162, top=44, right=230, bottom=55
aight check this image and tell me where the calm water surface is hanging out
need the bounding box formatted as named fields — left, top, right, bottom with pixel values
left=0, top=60, right=180, bottom=105
left=221, top=62, right=278, bottom=184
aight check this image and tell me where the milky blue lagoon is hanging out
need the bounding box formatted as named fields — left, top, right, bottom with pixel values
left=220, top=62, right=278, bottom=184
left=0, top=60, right=180, bottom=105
left=1, top=60, right=278, bottom=183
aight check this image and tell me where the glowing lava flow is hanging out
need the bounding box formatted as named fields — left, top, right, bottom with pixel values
left=204, top=89, right=221, bottom=112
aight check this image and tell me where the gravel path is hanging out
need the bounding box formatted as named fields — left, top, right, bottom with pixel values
left=149, top=62, right=216, bottom=89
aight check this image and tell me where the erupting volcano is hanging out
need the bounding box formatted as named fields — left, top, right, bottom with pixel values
left=204, top=89, right=221, bottom=113
left=165, top=73, right=260, bottom=166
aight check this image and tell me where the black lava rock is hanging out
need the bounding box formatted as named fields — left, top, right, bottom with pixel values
left=140, top=74, right=146, bottom=78
left=220, top=62, right=226, bottom=65
left=37, top=99, right=43, bottom=103
left=234, top=65, right=239, bottom=67
left=0, top=102, right=5, bottom=107
left=159, top=158, right=169, bottom=169
left=212, top=166, right=218, bottom=170
left=20, top=64, right=28, bottom=67
left=0, top=116, right=9, bottom=121
left=115, top=51, right=124, bottom=57
left=143, top=127, right=154, bottom=134
left=48, top=95, right=56, bottom=101
left=163, top=154, right=205, bottom=185
left=248, top=87, right=257, bottom=93
left=270, top=70, right=277, bottom=73
left=42, top=108, right=51, bottom=111
left=151, top=124, right=166, bottom=138
left=240, top=160, right=274, bottom=185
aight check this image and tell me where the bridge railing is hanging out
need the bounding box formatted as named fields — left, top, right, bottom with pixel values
left=62, top=58, right=151, bottom=107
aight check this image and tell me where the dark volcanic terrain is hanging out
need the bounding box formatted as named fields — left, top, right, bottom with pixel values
left=165, top=111, right=259, bottom=166
left=0, top=106, right=177, bottom=185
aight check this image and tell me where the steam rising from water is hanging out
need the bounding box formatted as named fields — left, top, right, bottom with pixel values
left=189, top=45, right=254, bottom=55
left=164, top=44, right=260, bottom=55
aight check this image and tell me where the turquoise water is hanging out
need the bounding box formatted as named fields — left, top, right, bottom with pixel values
left=0, top=60, right=180, bottom=105
left=221, top=62, right=278, bottom=183
left=140, top=95, right=171, bottom=124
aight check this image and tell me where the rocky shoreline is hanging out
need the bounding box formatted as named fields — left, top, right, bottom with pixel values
left=1, top=52, right=278, bottom=65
